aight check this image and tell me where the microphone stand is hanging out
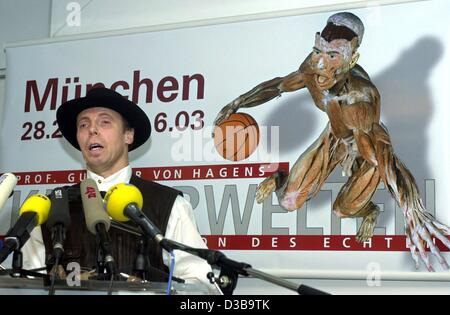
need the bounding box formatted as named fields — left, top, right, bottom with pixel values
left=0, top=247, right=48, bottom=279
left=11, top=248, right=23, bottom=278
left=50, top=224, right=66, bottom=262
left=95, top=224, right=115, bottom=280
left=160, top=238, right=330, bottom=295
left=133, top=237, right=151, bottom=281
left=0, top=218, right=50, bottom=281
left=48, top=224, right=66, bottom=295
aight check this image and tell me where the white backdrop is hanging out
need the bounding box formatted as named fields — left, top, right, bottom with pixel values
left=1, top=0, right=450, bottom=277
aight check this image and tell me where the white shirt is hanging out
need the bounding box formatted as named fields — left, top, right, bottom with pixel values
left=22, top=165, right=220, bottom=294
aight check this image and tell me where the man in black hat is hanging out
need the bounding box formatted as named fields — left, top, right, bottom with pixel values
left=25, top=88, right=218, bottom=293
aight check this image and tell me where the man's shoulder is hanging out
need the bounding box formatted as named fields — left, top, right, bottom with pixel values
left=348, top=65, right=377, bottom=92
left=130, top=175, right=182, bottom=197
left=130, top=175, right=183, bottom=225
left=351, top=64, right=371, bottom=81
left=347, top=66, right=379, bottom=101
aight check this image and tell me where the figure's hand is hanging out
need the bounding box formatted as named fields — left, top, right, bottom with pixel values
left=213, top=100, right=240, bottom=127
left=405, top=210, right=450, bottom=271
left=255, top=175, right=277, bottom=204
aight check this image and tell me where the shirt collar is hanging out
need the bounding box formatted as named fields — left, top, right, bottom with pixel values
left=87, top=165, right=132, bottom=192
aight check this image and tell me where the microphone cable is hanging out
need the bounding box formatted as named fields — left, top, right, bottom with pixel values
left=48, top=256, right=60, bottom=295
left=29, top=266, right=48, bottom=272
left=165, top=250, right=176, bottom=295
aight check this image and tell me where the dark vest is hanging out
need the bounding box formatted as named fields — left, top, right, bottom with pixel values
left=42, top=175, right=182, bottom=281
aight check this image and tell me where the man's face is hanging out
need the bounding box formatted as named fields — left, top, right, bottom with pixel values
left=309, top=33, right=357, bottom=90
left=76, top=107, right=134, bottom=176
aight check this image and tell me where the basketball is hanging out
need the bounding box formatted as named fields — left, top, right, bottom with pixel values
left=213, top=113, right=260, bottom=161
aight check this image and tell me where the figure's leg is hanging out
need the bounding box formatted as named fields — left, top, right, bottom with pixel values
left=333, top=159, right=381, bottom=242
left=372, top=123, right=450, bottom=271
left=256, top=124, right=346, bottom=211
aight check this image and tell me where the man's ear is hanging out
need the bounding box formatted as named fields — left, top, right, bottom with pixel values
left=125, top=128, right=135, bottom=145
left=349, top=51, right=360, bottom=69
left=350, top=37, right=359, bottom=50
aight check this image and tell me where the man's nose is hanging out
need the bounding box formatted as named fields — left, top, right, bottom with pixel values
left=317, top=56, right=325, bottom=70
left=89, top=125, right=98, bottom=135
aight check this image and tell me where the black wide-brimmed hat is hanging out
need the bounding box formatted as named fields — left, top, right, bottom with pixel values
left=56, top=87, right=151, bottom=151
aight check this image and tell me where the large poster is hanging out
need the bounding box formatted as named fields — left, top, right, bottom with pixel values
left=1, top=0, right=450, bottom=275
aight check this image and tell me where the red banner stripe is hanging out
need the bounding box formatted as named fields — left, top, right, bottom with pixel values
left=202, top=235, right=450, bottom=251
left=1, top=235, right=447, bottom=251
left=3, top=162, right=289, bottom=185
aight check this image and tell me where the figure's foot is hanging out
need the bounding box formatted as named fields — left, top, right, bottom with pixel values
left=356, top=209, right=379, bottom=243
left=255, top=174, right=277, bottom=203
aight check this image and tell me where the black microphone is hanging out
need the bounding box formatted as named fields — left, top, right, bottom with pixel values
left=46, top=187, right=71, bottom=261
left=0, top=194, right=51, bottom=264
left=80, top=178, right=115, bottom=276
left=104, top=183, right=172, bottom=252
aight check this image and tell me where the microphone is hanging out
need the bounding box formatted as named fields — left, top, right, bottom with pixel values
left=80, top=178, right=115, bottom=276
left=104, top=183, right=171, bottom=251
left=0, top=194, right=51, bottom=264
left=0, top=173, right=17, bottom=211
left=46, top=187, right=71, bottom=261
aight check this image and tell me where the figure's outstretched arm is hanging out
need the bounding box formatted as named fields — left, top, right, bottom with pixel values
left=214, top=70, right=305, bottom=126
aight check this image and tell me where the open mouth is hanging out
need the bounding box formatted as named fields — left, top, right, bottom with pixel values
left=315, top=74, right=330, bottom=86
left=88, top=143, right=104, bottom=151
left=314, top=74, right=337, bottom=90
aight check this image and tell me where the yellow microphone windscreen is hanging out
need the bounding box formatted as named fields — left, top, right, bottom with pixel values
left=19, top=194, right=51, bottom=225
left=104, top=183, right=143, bottom=222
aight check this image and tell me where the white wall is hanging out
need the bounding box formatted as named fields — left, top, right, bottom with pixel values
left=0, top=0, right=51, bottom=126
left=0, top=0, right=51, bottom=68
left=49, top=0, right=385, bottom=37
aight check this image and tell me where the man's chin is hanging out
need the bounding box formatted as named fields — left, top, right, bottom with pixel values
left=83, top=149, right=105, bottom=160
left=85, top=158, right=107, bottom=170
